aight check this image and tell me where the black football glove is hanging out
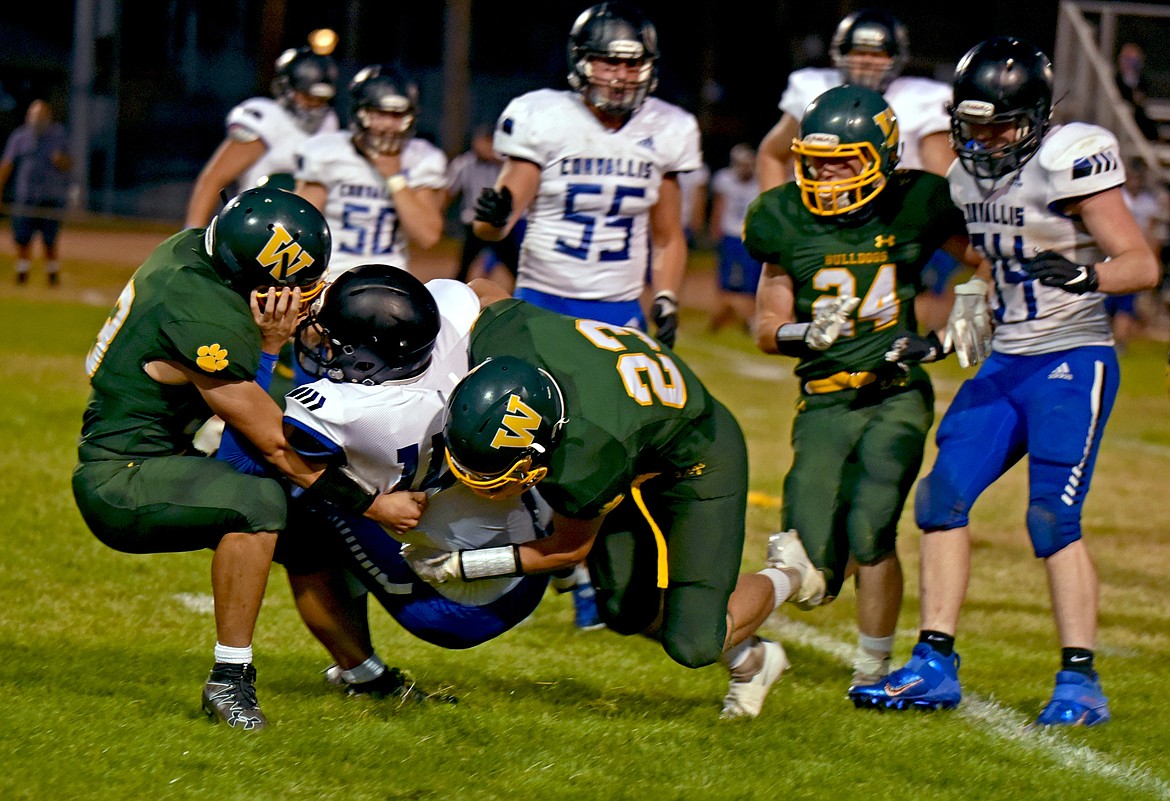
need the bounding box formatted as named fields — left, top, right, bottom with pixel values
left=650, top=291, right=679, bottom=347
left=884, top=330, right=946, bottom=365
left=474, top=186, right=513, bottom=228
left=1024, top=250, right=1099, bottom=294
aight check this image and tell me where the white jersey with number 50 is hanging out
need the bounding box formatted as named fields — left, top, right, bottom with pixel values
left=296, top=132, right=448, bottom=281
left=495, top=89, right=702, bottom=301
left=947, top=123, right=1122, bottom=355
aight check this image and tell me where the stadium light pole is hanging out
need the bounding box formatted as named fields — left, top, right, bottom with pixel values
left=441, top=0, right=472, bottom=156
left=69, top=0, right=97, bottom=213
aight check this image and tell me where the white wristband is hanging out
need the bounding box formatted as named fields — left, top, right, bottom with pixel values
left=386, top=174, right=408, bottom=194
left=458, top=545, right=522, bottom=581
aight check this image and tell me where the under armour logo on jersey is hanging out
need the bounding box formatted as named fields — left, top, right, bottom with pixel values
left=636, top=136, right=656, bottom=151
left=257, top=223, right=315, bottom=281
left=875, top=234, right=896, bottom=248
left=490, top=394, right=542, bottom=449
left=1048, top=362, right=1074, bottom=381
left=1072, top=151, right=1118, bottom=180
left=287, top=385, right=326, bottom=411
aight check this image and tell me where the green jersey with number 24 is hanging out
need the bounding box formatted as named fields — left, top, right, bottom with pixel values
left=744, top=170, right=965, bottom=381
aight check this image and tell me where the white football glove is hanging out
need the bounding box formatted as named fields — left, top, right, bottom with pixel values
left=806, top=294, right=861, bottom=351
left=944, top=277, right=992, bottom=368
left=401, top=543, right=461, bottom=585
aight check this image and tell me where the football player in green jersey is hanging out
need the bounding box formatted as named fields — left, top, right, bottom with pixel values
left=72, top=186, right=429, bottom=730
left=408, top=285, right=785, bottom=685
left=718, top=85, right=987, bottom=717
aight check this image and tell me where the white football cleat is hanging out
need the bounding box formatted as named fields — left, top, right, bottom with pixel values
left=766, top=529, right=826, bottom=610
left=720, top=639, right=789, bottom=720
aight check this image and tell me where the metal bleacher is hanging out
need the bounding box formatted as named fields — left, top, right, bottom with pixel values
left=1053, top=0, right=1170, bottom=183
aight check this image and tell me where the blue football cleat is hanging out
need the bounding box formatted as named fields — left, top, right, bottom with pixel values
left=848, top=643, right=961, bottom=711
left=1034, top=670, right=1111, bottom=727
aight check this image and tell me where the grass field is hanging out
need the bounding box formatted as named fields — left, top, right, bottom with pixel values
left=2, top=242, right=1169, bottom=800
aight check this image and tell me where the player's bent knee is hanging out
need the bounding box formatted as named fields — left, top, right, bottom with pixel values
left=663, top=632, right=722, bottom=669
left=914, top=470, right=969, bottom=532
left=1026, top=499, right=1082, bottom=558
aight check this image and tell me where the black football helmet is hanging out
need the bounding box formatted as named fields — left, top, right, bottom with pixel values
left=271, top=46, right=338, bottom=133
left=204, top=185, right=330, bottom=313
left=444, top=356, right=568, bottom=499
left=296, top=264, right=440, bottom=385
left=830, top=9, right=909, bottom=92
left=792, top=85, right=900, bottom=217
left=567, top=2, right=659, bottom=116
left=949, top=37, right=1054, bottom=180
left=350, top=65, right=420, bottom=156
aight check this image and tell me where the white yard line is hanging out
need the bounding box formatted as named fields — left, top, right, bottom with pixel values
left=772, top=618, right=1170, bottom=800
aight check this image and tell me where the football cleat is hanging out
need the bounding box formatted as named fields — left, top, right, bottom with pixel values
left=345, top=667, right=458, bottom=705
left=766, top=530, right=826, bottom=610
left=720, top=639, right=790, bottom=720
left=1034, top=670, right=1111, bottom=728
left=572, top=581, right=604, bottom=630
left=848, top=643, right=961, bottom=711
left=202, top=662, right=268, bottom=730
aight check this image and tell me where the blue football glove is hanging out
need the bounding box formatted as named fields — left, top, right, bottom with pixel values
left=1025, top=250, right=1099, bottom=294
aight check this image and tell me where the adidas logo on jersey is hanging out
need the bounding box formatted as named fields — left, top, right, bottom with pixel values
left=636, top=136, right=656, bottom=151
left=1048, top=362, right=1074, bottom=381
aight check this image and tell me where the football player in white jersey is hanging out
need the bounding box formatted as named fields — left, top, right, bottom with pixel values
left=185, top=46, right=340, bottom=228
left=850, top=38, right=1159, bottom=728
left=471, top=2, right=702, bottom=349
left=219, top=265, right=551, bottom=699
left=296, top=65, right=447, bottom=282
left=757, top=9, right=953, bottom=192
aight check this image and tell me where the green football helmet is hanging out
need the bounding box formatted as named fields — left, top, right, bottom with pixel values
left=204, top=185, right=330, bottom=314
left=444, top=356, right=568, bottom=499
left=791, top=85, right=900, bottom=217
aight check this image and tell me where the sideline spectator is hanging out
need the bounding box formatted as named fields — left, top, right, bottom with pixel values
left=0, top=99, right=71, bottom=286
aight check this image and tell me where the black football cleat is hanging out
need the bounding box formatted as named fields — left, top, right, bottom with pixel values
left=345, top=666, right=458, bottom=705
left=201, top=662, right=268, bottom=730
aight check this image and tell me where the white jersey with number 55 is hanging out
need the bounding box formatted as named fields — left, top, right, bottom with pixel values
left=495, top=89, right=702, bottom=301
left=296, top=131, right=447, bottom=281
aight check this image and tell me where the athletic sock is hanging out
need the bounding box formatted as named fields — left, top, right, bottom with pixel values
left=758, top=567, right=793, bottom=611
left=341, top=653, right=386, bottom=685
left=919, top=630, right=955, bottom=657
left=1061, top=647, right=1096, bottom=677
left=213, top=642, right=253, bottom=665
left=723, top=636, right=764, bottom=682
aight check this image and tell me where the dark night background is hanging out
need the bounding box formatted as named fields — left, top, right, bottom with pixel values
left=4, top=1, right=1170, bottom=218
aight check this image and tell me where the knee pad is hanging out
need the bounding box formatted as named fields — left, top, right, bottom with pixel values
left=914, top=469, right=969, bottom=532
left=1026, top=499, right=1081, bottom=558
left=662, top=631, right=722, bottom=669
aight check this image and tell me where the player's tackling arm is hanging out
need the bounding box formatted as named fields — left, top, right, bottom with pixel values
left=754, top=262, right=797, bottom=354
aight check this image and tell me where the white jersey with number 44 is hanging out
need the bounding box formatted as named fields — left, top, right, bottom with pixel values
left=494, top=89, right=702, bottom=301
left=947, top=122, right=1122, bottom=355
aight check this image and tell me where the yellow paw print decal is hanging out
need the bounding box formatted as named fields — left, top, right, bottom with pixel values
left=195, top=344, right=230, bottom=372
